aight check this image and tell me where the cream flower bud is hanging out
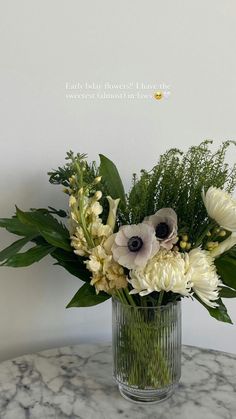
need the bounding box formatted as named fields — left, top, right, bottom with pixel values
left=210, top=233, right=236, bottom=258
left=94, top=176, right=102, bottom=184
left=106, top=196, right=120, bottom=232
left=69, top=195, right=77, bottom=207
left=94, top=191, right=102, bottom=200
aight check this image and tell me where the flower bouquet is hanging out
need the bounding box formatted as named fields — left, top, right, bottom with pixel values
left=1, top=141, right=236, bottom=403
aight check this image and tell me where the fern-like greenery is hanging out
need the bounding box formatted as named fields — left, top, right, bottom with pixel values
left=122, top=141, right=236, bottom=244
left=47, top=142, right=236, bottom=246
left=48, top=151, right=110, bottom=223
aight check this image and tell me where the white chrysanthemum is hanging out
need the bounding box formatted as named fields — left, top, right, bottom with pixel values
left=129, top=250, right=191, bottom=297
left=185, top=248, right=221, bottom=308
left=202, top=187, right=236, bottom=232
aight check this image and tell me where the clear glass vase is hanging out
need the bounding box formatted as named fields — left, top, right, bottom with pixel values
left=112, top=297, right=182, bottom=404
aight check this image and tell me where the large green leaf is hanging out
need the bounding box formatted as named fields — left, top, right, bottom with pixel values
left=194, top=294, right=233, bottom=324
left=0, top=236, right=36, bottom=262
left=38, top=230, right=71, bottom=252
left=224, top=245, right=236, bottom=258
left=51, top=249, right=91, bottom=282
left=214, top=255, right=236, bottom=290
left=99, top=154, right=126, bottom=208
left=0, top=217, right=38, bottom=236
left=16, top=207, right=71, bottom=252
left=30, top=207, right=68, bottom=218
left=66, top=282, right=111, bottom=308
left=2, top=244, right=55, bottom=267
left=219, top=287, right=236, bottom=298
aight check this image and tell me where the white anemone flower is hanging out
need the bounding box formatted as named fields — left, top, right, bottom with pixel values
left=185, top=248, right=221, bottom=308
left=202, top=187, right=236, bottom=232
left=129, top=249, right=191, bottom=297
left=144, top=208, right=178, bottom=250
left=112, top=223, right=159, bottom=270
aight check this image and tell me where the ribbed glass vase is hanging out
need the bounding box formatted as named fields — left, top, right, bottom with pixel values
left=112, top=297, right=182, bottom=404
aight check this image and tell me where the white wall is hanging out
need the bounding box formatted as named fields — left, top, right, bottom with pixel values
left=0, top=0, right=236, bottom=362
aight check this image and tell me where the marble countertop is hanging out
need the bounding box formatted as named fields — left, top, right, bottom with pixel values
left=0, top=344, right=235, bottom=419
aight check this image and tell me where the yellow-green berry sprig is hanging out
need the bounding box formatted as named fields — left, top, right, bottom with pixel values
left=206, top=241, right=219, bottom=251
left=179, top=234, right=192, bottom=251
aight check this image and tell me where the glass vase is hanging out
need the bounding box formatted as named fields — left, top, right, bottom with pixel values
left=112, top=297, right=182, bottom=404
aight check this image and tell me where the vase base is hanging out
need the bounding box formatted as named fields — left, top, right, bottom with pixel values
left=118, top=383, right=177, bottom=404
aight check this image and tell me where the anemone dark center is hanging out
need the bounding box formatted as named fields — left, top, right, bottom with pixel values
left=128, top=236, right=143, bottom=252
left=155, top=222, right=170, bottom=239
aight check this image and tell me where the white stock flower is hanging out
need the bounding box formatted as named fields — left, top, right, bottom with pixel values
left=85, top=245, right=127, bottom=294
left=144, top=208, right=178, bottom=250
left=129, top=250, right=191, bottom=297
left=210, top=233, right=236, bottom=258
left=88, top=201, right=103, bottom=216
left=71, top=226, right=89, bottom=256
left=202, top=187, right=236, bottom=232
left=90, top=219, right=111, bottom=238
left=185, top=248, right=221, bottom=308
left=112, top=223, right=159, bottom=269
left=69, top=190, right=112, bottom=255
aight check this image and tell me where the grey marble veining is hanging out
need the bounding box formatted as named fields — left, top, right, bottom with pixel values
left=0, top=344, right=235, bottom=419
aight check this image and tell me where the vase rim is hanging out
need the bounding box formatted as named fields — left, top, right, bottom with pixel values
left=112, top=295, right=181, bottom=310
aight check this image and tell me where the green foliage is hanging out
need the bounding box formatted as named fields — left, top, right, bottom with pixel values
left=2, top=244, right=55, bottom=267
left=48, top=151, right=97, bottom=188
left=125, top=141, right=236, bottom=244
left=219, top=287, right=236, bottom=298
left=16, top=207, right=71, bottom=251
left=214, top=250, right=236, bottom=291
left=0, top=236, right=36, bottom=262
left=99, top=154, right=126, bottom=210
left=48, top=151, right=111, bottom=224
left=0, top=208, right=74, bottom=270
left=1, top=143, right=236, bottom=314
left=51, top=248, right=91, bottom=282
left=194, top=295, right=233, bottom=324
left=0, top=217, right=38, bottom=236
left=66, top=282, right=111, bottom=308
left=30, top=207, right=68, bottom=218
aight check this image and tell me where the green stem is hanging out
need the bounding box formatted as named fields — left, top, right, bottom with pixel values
left=157, top=290, right=164, bottom=308
left=79, top=195, right=95, bottom=248
left=123, top=287, right=136, bottom=307
left=142, top=295, right=147, bottom=307
left=116, top=289, right=127, bottom=305
left=194, top=220, right=216, bottom=248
